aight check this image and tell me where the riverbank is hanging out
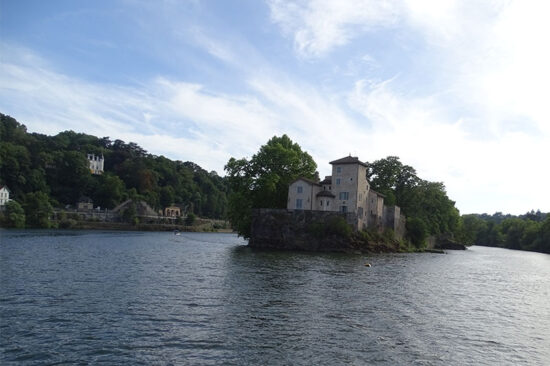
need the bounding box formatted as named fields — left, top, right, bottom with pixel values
left=57, top=221, right=234, bottom=233
left=0, top=217, right=233, bottom=233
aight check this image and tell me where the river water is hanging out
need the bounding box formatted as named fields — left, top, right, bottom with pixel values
left=0, top=230, right=549, bottom=365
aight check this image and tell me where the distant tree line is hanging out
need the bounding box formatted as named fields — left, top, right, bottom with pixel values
left=459, top=211, right=549, bottom=254
left=0, top=113, right=228, bottom=228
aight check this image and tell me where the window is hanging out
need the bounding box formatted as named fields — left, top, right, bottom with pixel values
left=297, top=186, right=303, bottom=194
left=336, top=167, right=342, bottom=174
left=340, top=205, right=347, bottom=213
left=358, top=207, right=363, bottom=217
left=320, top=200, right=323, bottom=207
left=327, top=201, right=330, bottom=207
left=336, top=178, right=341, bottom=185
left=296, top=199, right=303, bottom=209
left=339, top=192, right=349, bottom=200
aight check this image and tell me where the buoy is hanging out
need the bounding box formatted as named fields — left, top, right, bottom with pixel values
left=364, top=263, right=371, bottom=267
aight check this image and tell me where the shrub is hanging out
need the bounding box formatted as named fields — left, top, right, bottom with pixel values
left=325, top=216, right=352, bottom=238
left=59, top=219, right=78, bottom=229
left=4, top=200, right=25, bottom=228
left=185, top=213, right=196, bottom=226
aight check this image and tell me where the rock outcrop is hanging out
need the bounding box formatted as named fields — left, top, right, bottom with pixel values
left=427, top=233, right=467, bottom=250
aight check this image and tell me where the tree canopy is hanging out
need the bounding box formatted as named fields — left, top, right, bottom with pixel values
left=225, top=135, right=317, bottom=238
left=366, top=156, right=460, bottom=242
left=458, top=211, right=549, bottom=254
left=0, top=113, right=228, bottom=225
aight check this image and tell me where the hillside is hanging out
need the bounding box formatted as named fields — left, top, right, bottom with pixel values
left=0, top=113, right=228, bottom=218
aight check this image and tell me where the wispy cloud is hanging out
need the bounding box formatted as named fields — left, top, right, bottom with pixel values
left=268, top=0, right=399, bottom=57
left=0, top=44, right=278, bottom=173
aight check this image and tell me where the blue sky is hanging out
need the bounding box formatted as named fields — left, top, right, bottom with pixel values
left=1, top=0, right=549, bottom=215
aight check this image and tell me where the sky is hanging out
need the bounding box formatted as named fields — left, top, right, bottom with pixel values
left=1, top=0, right=549, bottom=215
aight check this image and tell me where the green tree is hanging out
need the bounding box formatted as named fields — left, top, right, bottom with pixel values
left=93, top=173, right=126, bottom=209
left=366, top=156, right=420, bottom=206
left=534, top=217, right=550, bottom=253
left=122, top=202, right=137, bottom=224
left=185, top=212, right=196, bottom=226
left=456, top=214, right=487, bottom=244
left=406, top=217, right=428, bottom=248
left=366, top=156, right=460, bottom=237
left=22, top=192, right=53, bottom=228
left=3, top=200, right=25, bottom=228
left=159, top=186, right=175, bottom=208
left=225, top=135, right=317, bottom=238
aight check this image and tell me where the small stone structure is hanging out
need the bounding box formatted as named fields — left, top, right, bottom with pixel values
left=164, top=205, right=181, bottom=217
left=77, top=196, right=94, bottom=211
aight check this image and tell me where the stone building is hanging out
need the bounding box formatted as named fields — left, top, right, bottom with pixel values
left=77, top=196, right=94, bottom=211
left=287, top=155, right=406, bottom=237
left=87, top=153, right=104, bottom=175
left=164, top=205, right=181, bottom=217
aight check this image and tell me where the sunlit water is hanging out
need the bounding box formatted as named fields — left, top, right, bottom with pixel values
left=1, top=230, right=549, bottom=365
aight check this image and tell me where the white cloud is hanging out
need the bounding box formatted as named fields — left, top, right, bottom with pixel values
left=0, top=45, right=280, bottom=174
left=347, top=78, right=550, bottom=215
left=266, top=0, right=550, bottom=214
left=267, top=0, right=499, bottom=57
left=268, top=0, right=399, bottom=57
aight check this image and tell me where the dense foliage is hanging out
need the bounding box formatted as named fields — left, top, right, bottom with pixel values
left=225, top=135, right=317, bottom=238
left=0, top=113, right=228, bottom=227
left=459, top=211, right=549, bottom=253
left=366, top=156, right=460, bottom=246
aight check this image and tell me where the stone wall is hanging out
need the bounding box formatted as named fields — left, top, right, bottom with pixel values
left=383, top=205, right=406, bottom=239
left=249, top=209, right=359, bottom=252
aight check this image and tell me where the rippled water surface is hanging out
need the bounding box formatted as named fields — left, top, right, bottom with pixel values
left=1, top=230, right=549, bottom=365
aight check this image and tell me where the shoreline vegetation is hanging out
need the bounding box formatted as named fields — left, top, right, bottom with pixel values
left=1, top=114, right=548, bottom=254
left=0, top=218, right=233, bottom=233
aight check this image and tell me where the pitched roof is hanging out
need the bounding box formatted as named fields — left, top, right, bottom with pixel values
left=329, top=156, right=368, bottom=167
left=369, top=189, right=386, bottom=198
left=0, top=186, right=10, bottom=192
left=316, top=190, right=335, bottom=198
left=320, top=176, right=332, bottom=185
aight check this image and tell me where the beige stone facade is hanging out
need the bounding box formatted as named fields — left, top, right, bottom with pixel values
left=164, top=206, right=181, bottom=217
left=287, top=156, right=405, bottom=237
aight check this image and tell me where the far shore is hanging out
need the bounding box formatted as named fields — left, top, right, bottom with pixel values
left=1, top=221, right=234, bottom=233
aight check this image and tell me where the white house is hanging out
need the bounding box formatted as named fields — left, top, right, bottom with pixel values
left=287, top=156, right=404, bottom=233
left=0, top=186, right=11, bottom=206
left=87, top=153, right=104, bottom=175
